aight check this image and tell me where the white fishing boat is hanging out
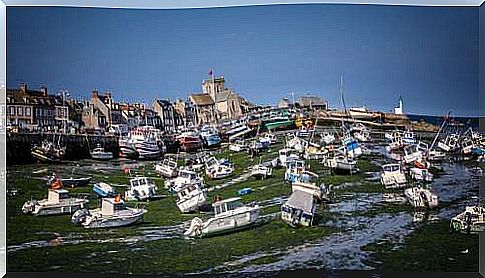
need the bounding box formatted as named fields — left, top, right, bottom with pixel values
left=22, top=188, right=89, bottom=216
left=437, top=134, right=459, bottom=152
left=291, top=171, right=329, bottom=201
left=285, top=159, right=306, bottom=183
left=281, top=190, right=318, bottom=227
left=175, top=181, right=208, bottom=213
left=251, top=164, right=272, bottom=179
left=341, top=136, right=362, bottom=159
left=450, top=206, right=485, bottom=234
left=130, top=128, right=161, bottom=160
left=320, top=132, right=336, bottom=145
left=404, top=187, right=438, bottom=209
left=155, top=159, right=178, bottom=178
left=461, top=137, right=475, bottom=155
left=402, top=131, right=416, bottom=145
left=303, top=144, right=328, bottom=160
left=200, top=125, right=221, bottom=147
left=90, top=144, right=114, bottom=160
left=184, top=197, right=260, bottom=237
left=324, top=155, right=357, bottom=174
left=227, top=124, right=253, bottom=142
left=118, top=137, right=138, bottom=158
left=229, top=140, right=247, bottom=152
left=262, top=133, right=277, bottom=145
left=205, top=157, right=234, bottom=180
left=380, top=164, right=407, bottom=189
left=125, top=177, right=158, bottom=201
left=165, top=169, right=203, bottom=191
left=71, top=196, right=147, bottom=229
left=409, top=167, right=434, bottom=182
left=403, top=144, right=423, bottom=164
left=278, top=148, right=299, bottom=167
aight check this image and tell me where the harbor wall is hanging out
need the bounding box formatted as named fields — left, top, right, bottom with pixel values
left=6, top=133, right=119, bottom=165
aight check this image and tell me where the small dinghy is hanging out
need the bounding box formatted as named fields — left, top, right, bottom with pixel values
left=184, top=197, right=260, bottom=237
left=71, top=196, right=147, bottom=229
left=404, top=187, right=438, bottom=209
left=450, top=206, right=485, bottom=234
left=93, top=182, right=116, bottom=197
left=22, top=187, right=89, bottom=216
left=380, top=163, right=407, bottom=189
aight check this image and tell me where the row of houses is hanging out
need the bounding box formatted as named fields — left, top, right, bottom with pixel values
left=6, top=75, right=328, bottom=133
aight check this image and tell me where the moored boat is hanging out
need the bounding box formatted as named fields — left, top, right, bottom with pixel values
left=71, top=196, right=147, bottom=229
left=22, top=188, right=89, bottom=216
left=450, top=206, right=485, bottom=234
left=184, top=197, right=260, bottom=237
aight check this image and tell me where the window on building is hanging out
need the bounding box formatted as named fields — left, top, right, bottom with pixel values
left=17, top=107, right=23, bottom=116
left=9, top=106, right=15, bottom=116
left=25, top=107, right=31, bottom=116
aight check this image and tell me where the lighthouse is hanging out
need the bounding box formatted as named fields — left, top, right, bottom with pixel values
left=394, top=96, right=403, bottom=115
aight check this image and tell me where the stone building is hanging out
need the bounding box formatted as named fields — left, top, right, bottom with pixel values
left=6, top=84, right=69, bottom=131
left=153, top=99, right=182, bottom=132
left=189, top=75, right=253, bottom=124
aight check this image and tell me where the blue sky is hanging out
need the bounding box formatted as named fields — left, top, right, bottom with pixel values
left=7, top=4, right=479, bottom=116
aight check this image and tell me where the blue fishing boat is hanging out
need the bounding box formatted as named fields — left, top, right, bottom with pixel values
left=93, top=182, right=116, bottom=198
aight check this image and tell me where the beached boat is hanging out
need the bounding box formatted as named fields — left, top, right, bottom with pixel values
left=31, top=140, right=66, bottom=163
left=403, top=144, right=423, bottom=164
left=437, top=134, right=459, bottom=152
left=278, top=148, right=299, bottom=167
left=227, top=123, right=253, bottom=142
left=320, top=132, right=336, bottom=145
left=177, top=131, right=201, bottom=152
left=380, top=164, right=407, bottom=189
left=229, top=140, right=247, bottom=152
left=341, top=136, right=362, bottom=159
left=291, top=171, right=330, bottom=201
left=262, top=133, right=277, bottom=145
left=205, top=160, right=234, bottom=180
left=175, top=181, right=208, bottom=213
left=130, top=129, right=162, bottom=160
left=118, top=137, right=138, bottom=158
left=427, top=149, right=446, bottom=161
left=184, top=197, right=260, bottom=237
left=71, top=196, right=147, bottom=229
left=22, top=188, right=89, bottom=216
left=90, top=144, right=114, bottom=160
left=409, top=167, right=434, bottom=182
left=324, top=155, right=357, bottom=174
left=285, top=159, right=306, bottom=183
left=402, top=131, right=416, bottom=145
left=124, top=177, right=158, bottom=201
left=165, top=169, right=204, bottom=191
left=450, top=206, right=485, bottom=234
left=200, top=126, right=221, bottom=147
left=281, top=190, right=318, bottom=227
left=92, top=182, right=116, bottom=197
left=155, top=159, right=178, bottom=178
left=46, top=173, right=92, bottom=188
left=251, top=164, right=273, bottom=179
left=404, top=187, right=438, bottom=209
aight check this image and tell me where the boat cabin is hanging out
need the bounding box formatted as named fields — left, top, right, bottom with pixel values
left=205, top=157, right=219, bottom=169
left=101, top=198, right=126, bottom=215
left=212, top=197, right=244, bottom=216
left=178, top=169, right=198, bottom=181
left=294, top=171, right=319, bottom=185
left=177, top=182, right=204, bottom=199
left=382, top=164, right=402, bottom=173
left=129, top=177, right=156, bottom=189
left=281, top=190, right=317, bottom=227
left=48, top=189, right=70, bottom=203
left=161, top=159, right=177, bottom=168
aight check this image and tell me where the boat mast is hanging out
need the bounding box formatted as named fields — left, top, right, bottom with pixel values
left=429, top=111, right=451, bottom=151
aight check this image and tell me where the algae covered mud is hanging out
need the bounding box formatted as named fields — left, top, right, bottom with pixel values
left=6, top=138, right=481, bottom=274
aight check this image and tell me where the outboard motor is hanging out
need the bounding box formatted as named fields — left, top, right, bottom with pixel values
left=71, top=208, right=91, bottom=224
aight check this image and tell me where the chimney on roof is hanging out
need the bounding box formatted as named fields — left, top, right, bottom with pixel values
left=39, top=85, right=48, bottom=97
left=92, top=89, right=99, bottom=98
left=19, top=83, right=27, bottom=93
